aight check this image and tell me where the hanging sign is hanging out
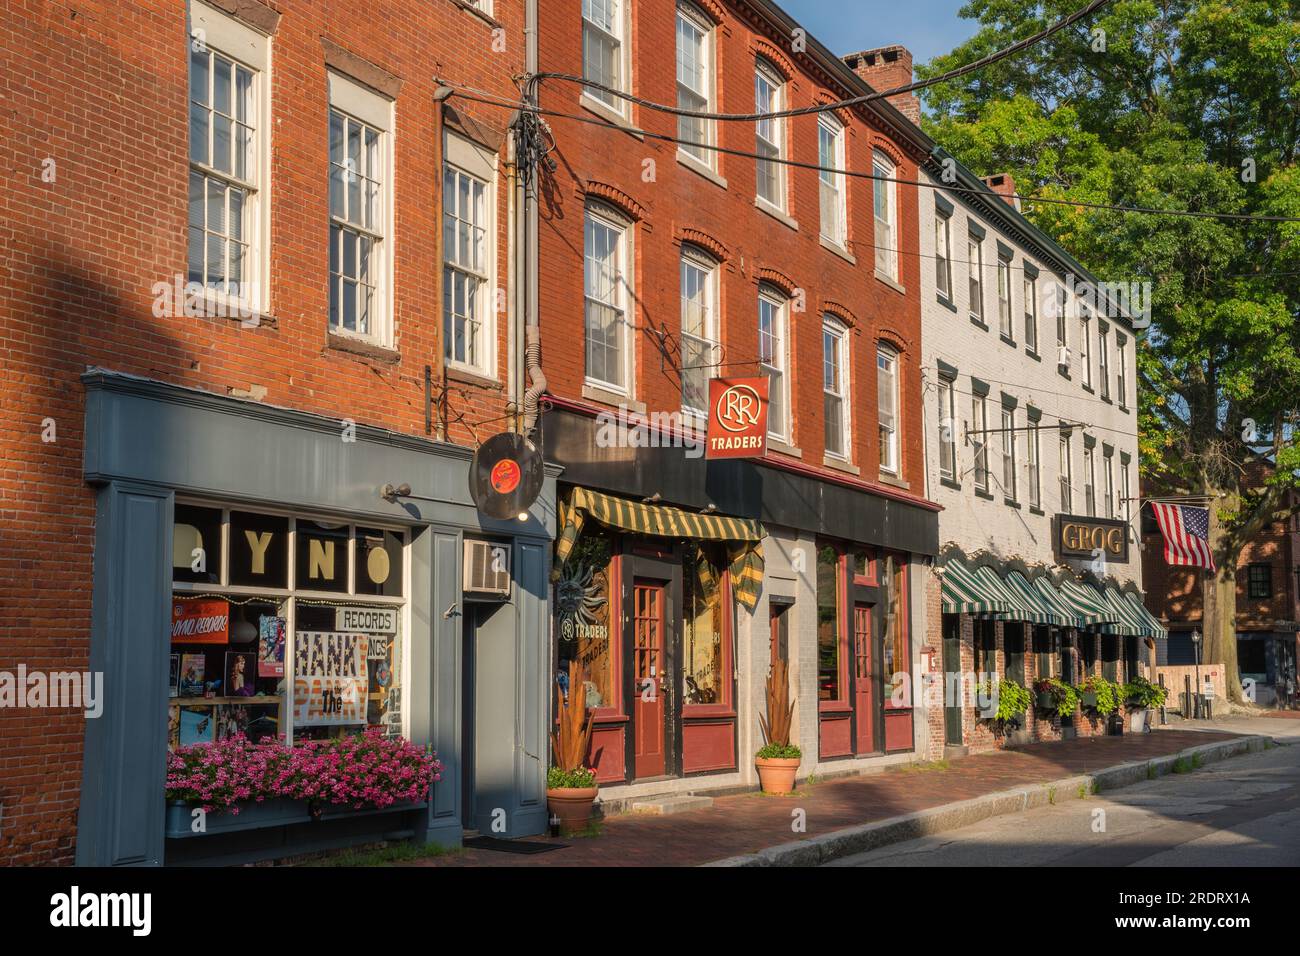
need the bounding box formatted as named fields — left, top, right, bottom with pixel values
left=706, top=377, right=769, bottom=459
left=1053, top=514, right=1130, bottom=563
left=469, top=431, right=545, bottom=520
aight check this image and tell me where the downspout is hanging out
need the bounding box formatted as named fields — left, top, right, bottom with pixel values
left=520, top=0, right=547, bottom=435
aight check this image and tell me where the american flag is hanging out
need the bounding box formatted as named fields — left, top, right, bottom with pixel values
left=1149, top=502, right=1216, bottom=570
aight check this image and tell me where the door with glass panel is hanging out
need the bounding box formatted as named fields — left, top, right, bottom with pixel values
left=853, top=602, right=875, bottom=754
left=632, top=581, right=667, bottom=779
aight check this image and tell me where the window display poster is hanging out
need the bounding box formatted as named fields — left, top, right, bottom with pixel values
left=225, top=652, right=257, bottom=696
left=257, top=615, right=286, bottom=677
left=179, top=706, right=215, bottom=746
left=171, top=597, right=229, bottom=645
left=293, top=631, right=368, bottom=726
left=179, top=654, right=206, bottom=697
left=169, top=654, right=180, bottom=698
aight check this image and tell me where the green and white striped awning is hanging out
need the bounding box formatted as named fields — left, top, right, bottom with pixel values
left=940, top=559, right=1014, bottom=616
left=1056, top=576, right=1120, bottom=628
left=555, top=487, right=765, bottom=610
left=1032, top=575, right=1084, bottom=627
left=1125, top=591, right=1168, bottom=639
left=1002, top=571, right=1071, bottom=626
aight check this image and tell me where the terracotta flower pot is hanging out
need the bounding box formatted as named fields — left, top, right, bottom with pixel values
left=755, top=756, right=800, bottom=795
left=546, top=786, right=598, bottom=834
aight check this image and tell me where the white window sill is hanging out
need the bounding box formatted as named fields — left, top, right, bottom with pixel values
left=446, top=363, right=501, bottom=388
left=823, top=455, right=860, bottom=476
left=875, top=270, right=906, bottom=295
left=184, top=291, right=275, bottom=329
left=580, top=92, right=642, bottom=138
left=878, top=471, right=910, bottom=491
left=820, top=235, right=856, bottom=265
left=676, top=148, right=727, bottom=190
left=583, top=381, right=644, bottom=413
left=327, top=330, right=399, bottom=362
left=754, top=196, right=797, bottom=232
left=450, top=0, right=500, bottom=28
left=765, top=436, right=802, bottom=459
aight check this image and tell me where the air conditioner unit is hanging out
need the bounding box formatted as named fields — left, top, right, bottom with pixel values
left=1058, top=345, right=1072, bottom=369
left=463, top=539, right=511, bottom=596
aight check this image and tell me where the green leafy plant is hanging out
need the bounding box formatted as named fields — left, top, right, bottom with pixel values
left=1076, top=675, right=1122, bottom=716
left=1123, top=676, right=1169, bottom=710
left=979, top=678, right=1032, bottom=723
left=756, top=742, right=802, bottom=760
left=1034, top=677, right=1080, bottom=719
left=547, top=766, right=597, bottom=789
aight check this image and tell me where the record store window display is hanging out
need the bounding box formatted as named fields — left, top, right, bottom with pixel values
left=169, top=504, right=408, bottom=749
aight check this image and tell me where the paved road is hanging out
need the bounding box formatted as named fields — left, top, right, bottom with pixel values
left=830, top=719, right=1300, bottom=867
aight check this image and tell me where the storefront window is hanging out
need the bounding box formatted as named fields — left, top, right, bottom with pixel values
left=554, top=529, right=614, bottom=709
left=882, top=555, right=908, bottom=697
left=682, top=542, right=725, bottom=705
left=169, top=505, right=407, bottom=750
left=817, top=545, right=840, bottom=701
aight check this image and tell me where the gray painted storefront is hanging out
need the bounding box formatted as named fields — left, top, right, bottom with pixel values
left=75, top=370, right=557, bottom=865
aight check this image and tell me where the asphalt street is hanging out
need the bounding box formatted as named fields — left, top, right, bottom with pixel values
left=828, top=716, right=1300, bottom=867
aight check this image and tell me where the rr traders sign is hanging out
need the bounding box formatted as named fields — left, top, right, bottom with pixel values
left=706, top=377, right=768, bottom=459
left=1053, top=514, right=1130, bottom=564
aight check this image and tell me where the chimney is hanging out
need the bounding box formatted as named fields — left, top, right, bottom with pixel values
left=981, top=173, right=1022, bottom=212
left=843, top=45, right=920, bottom=125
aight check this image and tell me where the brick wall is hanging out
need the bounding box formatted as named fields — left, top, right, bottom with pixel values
left=535, top=0, right=927, bottom=493
left=0, top=0, right=522, bottom=865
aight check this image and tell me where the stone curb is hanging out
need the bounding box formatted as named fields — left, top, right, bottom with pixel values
left=702, top=734, right=1272, bottom=867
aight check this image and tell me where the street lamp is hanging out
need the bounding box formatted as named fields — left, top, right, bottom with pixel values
left=1191, top=629, right=1202, bottom=718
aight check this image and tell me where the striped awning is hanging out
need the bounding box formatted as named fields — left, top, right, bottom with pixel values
left=1056, top=577, right=1120, bottom=628
left=940, top=559, right=1014, bottom=616
left=1002, top=571, right=1071, bottom=626
left=1098, top=586, right=1167, bottom=640
left=555, top=487, right=765, bottom=610
left=1032, top=575, right=1084, bottom=627
left=1125, top=592, right=1168, bottom=640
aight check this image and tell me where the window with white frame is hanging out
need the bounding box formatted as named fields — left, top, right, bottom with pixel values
left=823, top=318, right=849, bottom=459
left=1059, top=432, right=1073, bottom=511
left=187, top=3, right=268, bottom=309
left=584, top=204, right=632, bottom=391
left=1001, top=403, right=1017, bottom=501
left=1023, top=273, right=1038, bottom=354
left=968, top=234, right=984, bottom=322
left=873, top=151, right=898, bottom=279
left=1027, top=414, right=1041, bottom=509
left=1103, top=448, right=1115, bottom=518
left=1117, top=333, right=1128, bottom=406
left=1083, top=441, right=1097, bottom=516
left=679, top=247, right=719, bottom=414
left=938, top=373, right=956, bottom=481
left=442, top=135, right=496, bottom=374
left=818, top=115, right=846, bottom=247
left=1098, top=324, right=1110, bottom=400
left=1121, top=456, right=1132, bottom=524
left=1055, top=284, right=1068, bottom=350
left=878, top=345, right=900, bottom=475
left=997, top=251, right=1013, bottom=338
left=971, top=389, right=989, bottom=492
left=759, top=289, right=789, bottom=440
left=676, top=4, right=714, bottom=166
left=1079, top=304, right=1092, bottom=387
left=755, top=60, right=785, bottom=209
left=328, top=72, right=392, bottom=344
left=466, top=0, right=493, bottom=14
left=935, top=210, right=952, bottom=300
left=582, top=0, right=626, bottom=112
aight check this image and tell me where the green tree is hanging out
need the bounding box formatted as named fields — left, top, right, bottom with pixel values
left=920, top=0, right=1300, bottom=701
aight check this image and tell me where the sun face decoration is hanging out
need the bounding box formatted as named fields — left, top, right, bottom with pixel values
left=556, top=561, right=608, bottom=641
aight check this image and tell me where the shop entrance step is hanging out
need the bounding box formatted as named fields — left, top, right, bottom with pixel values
left=629, top=794, right=714, bottom=815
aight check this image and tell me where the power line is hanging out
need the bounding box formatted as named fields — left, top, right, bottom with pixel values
left=448, top=87, right=1300, bottom=225
left=533, top=0, right=1115, bottom=124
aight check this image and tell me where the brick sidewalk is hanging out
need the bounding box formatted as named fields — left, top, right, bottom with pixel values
left=408, top=728, right=1240, bottom=867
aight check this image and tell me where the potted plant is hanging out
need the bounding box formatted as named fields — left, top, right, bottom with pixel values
left=989, top=678, right=1032, bottom=727
left=546, top=660, right=597, bottom=835
left=1122, top=676, right=1168, bottom=733
left=1033, top=677, right=1080, bottom=720
left=1077, top=675, right=1121, bottom=716
left=755, top=658, right=801, bottom=795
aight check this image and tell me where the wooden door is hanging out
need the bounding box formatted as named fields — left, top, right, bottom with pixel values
left=632, top=581, right=667, bottom=778
left=942, top=615, right=963, bottom=746
left=853, top=603, right=874, bottom=754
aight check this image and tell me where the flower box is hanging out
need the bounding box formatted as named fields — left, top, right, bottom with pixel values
left=167, top=798, right=428, bottom=838
left=1034, top=690, right=1057, bottom=712
left=1080, top=691, right=1099, bottom=710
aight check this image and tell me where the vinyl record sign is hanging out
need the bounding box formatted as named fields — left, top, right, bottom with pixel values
left=469, top=432, right=545, bottom=519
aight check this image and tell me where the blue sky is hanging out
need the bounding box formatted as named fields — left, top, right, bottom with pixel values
left=778, top=0, right=979, bottom=66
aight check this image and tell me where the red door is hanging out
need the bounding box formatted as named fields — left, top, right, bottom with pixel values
left=853, top=603, right=875, bottom=754
left=633, top=582, right=667, bottom=779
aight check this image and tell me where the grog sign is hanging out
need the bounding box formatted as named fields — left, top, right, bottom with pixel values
left=1054, top=514, right=1129, bottom=563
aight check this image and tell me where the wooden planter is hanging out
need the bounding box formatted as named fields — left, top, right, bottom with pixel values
left=1034, top=690, right=1058, bottom=712
left=755, top=756, right=800, bottom=795
left=166, top=798, right=426, bottom=838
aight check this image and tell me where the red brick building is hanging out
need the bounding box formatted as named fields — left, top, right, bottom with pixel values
left=1, top=0, right=554, bottom=865
left=1143, top=465, right=1300, bottom=707
left=532, top=0, right=939, bottom=803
